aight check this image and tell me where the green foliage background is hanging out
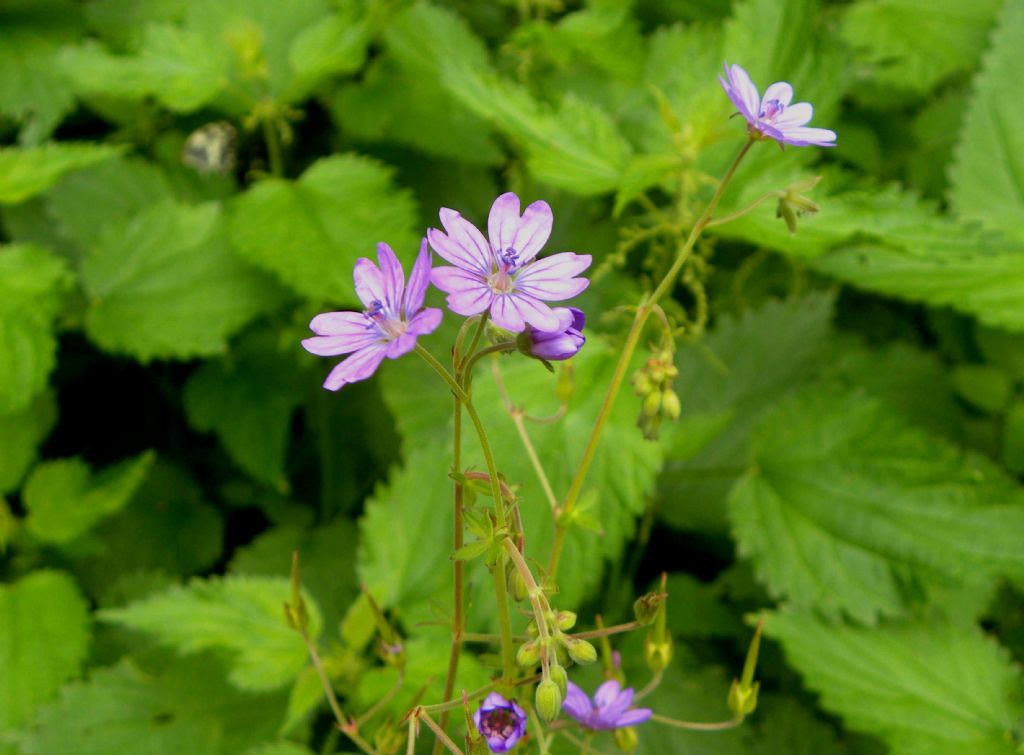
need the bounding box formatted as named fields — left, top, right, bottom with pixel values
left=2, top=0, right=1024, bottom=752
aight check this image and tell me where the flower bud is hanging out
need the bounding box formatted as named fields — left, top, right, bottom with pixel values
left=517, top=308, right=586, bottom=361
left=631, top=370, right=653, bottom=396
left=614, top=726, right=639, bottom=753
left=661, top=389, right=681, bottom=421
left=565, top=638, right=598, bottom=665
left=548, top=663, right=568, bottom=697
left=633, top=591, right=665, bottom=626
left=535, top=678, right=563, bottom=722
left=728, top=678, right=760, bottom=718
left=516, top=640, right=541, bottom=668
left=507, top=567, right=530, bottom=603
left=643, top=390, right=662, bottom=417
left=555, top=610, right=577, bottom=631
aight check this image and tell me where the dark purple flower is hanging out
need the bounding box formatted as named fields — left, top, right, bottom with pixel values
left=719, top=63, right=836, bottom=147
left=518, top=307, right=585, bottom=361
left=562, top=681, right=652, bottom=731
left=302, top=239, right=442, bottom=390
left=429, top=192, right=591, bottom=333
left=473, top=693, right=527, bottom=753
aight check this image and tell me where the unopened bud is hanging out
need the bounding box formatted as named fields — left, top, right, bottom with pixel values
left=516, top=640, right=541, bottom=668
left=728, top=678, right=760, bottom=718
left=535, top=678, right=563, bottom=722
left=555, top=611, right=577, bottom=631
left=508, top=568, right=529, bottom=603
left=633, top=591, right=664, bottom=626
left=662, top=390, right=681, bottom=421
left=643, top=390, right=662, bottom=417
left=644, top=631, right=673, bottom=672
left=565, top=638, right=598, bottom=665
left=631, top=371, right=653, bottom=396
left=614, top=726, right=639, bottom=753
left=548, top=663, right=568, bottom=696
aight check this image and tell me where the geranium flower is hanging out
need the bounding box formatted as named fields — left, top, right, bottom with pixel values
left=719, top=63, right=836, bottom=147
left=429, top=192, right=591, bottom=333
left=562, top=680, right=653, bottom=730
left=473, top=693, right=528, bottom=753
left=517, top=307, right=586, bottom=361
left=302, top=240, right=441, bottom=390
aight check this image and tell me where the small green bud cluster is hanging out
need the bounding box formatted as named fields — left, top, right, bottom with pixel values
left=631, top=349, right=680, bottom=440
left=776, top=175, right=821, bottom=233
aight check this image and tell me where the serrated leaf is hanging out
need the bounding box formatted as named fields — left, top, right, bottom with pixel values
left=840, top=0, right=1002, bottom=97
left=184, top=331, right=306, bottom=489
left=21, top=658, right=287, bottom=755
left=765, top=611, right=1024, bottom=754
left=288, top=7, right=370, bottom=97
left=102, top=576, right=322, bottom=691
left=0, top=571, right=90, bottom=733
left=228, top=154, right=418, bottom=301
left=81, top=200, right=280, bottom=361
left=0, top=244, right=72, bottom=413
left=23, top=451, right=155, bottom=545
left=0, top=391, right=56, bottom=494
left=0, top=143, right=121, bottom=204
left=730, top=386, right=1024, bottom=622
left=949, top=0, right=1024, bottom=238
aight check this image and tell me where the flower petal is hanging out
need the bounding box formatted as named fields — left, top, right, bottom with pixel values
left=515, top=253, right=592, bottom=300
left=509, top=294, right=560, bottom=331
left=761, top=81, right=793, bottom=110
left=725, top=63, right=759, bottom=121
left=562, top=683, right=593, bottom=721
left=780, top=126, right=837, bottom=147
left=488, top=192, right=521, bottom=256
left=431, top=266, right=486, bottom=293
left=428, top=226, right=488, bottom=276
left=408, top=307, right=442, bottom=335
left=439, top=208, right=493, bottom=273
left=490, top=293, right=526, bottom=332
left=353, top=257, right=386, bottom=310
left=308, top=311, right=370, bottom=337
left=386, top=333, right=417, bottom=359
left=322, top=343, right=387, bottom=390
left=510, top=199, right=553, bottom=263
left=302, top=330, right=380, bottom=356
left=404, top=238, right=432, bottom=315
left=447, top=286, right=493, bottom=317
left=593, top=680, right=622, bottom=710
left=774, top=101, right=813, bottom=128
left=614, top=707, right=653, bottom=727
left=376, top=242, right=405, bottom=312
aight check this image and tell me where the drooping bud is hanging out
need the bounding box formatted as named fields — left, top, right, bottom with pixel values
left=555, top=610, right=577, bottom=631
left=535, top=678, right=563, bottom=722
left=507, top=565, right=530, bottom=603
left=661, top=389, right=681, bottom=421
left=565, top=638, right=598, bottom=665
left=548, top=663, right=568, bottom=697
left=517, top=307, right=586, bottom=362
left=516, top=640, right=542, bottom=668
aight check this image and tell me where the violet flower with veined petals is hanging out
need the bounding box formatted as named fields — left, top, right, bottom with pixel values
left=517, top=306, right=585, bottom=361
left=429, top=192, right=591, bottom=333
left=562, top=680, right=653, bottom=731
left=719, top=63, right=836, bottom=147
left=302, top=239, right=442, bottom=390
left=473, top=693, right=527, bottom=753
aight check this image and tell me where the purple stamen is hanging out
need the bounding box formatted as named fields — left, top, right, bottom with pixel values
left=760, top=99, right=784, bottom=120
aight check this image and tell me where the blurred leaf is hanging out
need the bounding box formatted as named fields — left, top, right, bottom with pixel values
left=730, top=386, right=1024, bottom=622
left=951, top=364, right=1012, bottom=415
left=81, top=200, right=280, bottom=361
left=1002, top=400, right=1024, bottom=475
left=840, top=0, right=1002, bottom=98
left=0, top=143, right=121, bottom=205
left=23, top=451, right=155, bottom=546
left=0, top=571, right=90, bottom=736
left=244, top=744, right=315, bottom=755
left=184, top=331, right=306, bottom=489
left=0, top=391, right=56, bottom=495
left=228, top=154, right=418, bottom=302
left=663, top=572, right=741, bottom=639
left=21, top=658, right=287, bottom=755
left=0, top=244, right=72, bottom=413
left=288, top=6, right=370, bottom=98
left=102, top=576, right=322, bottom=691
left=949, top=0, right=1024, bottom=238
left=765, top=611, right=1024, bottom=754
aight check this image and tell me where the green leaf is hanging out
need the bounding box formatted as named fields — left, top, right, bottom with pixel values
left=244, top=744, right=315, bottom=755
left=21, top=658, right=287, bottom=755
left=288, top=7, right=370, bottom=97
left=184, top=331, right=306, bottom=489
left=663, top=573, right=742, bottom=639
left=23, top=451, right=155, bottom=545
left=840, top=0, right=1002, bottom=97
left=0, top=244, right=72, bottom=413
left=0, top=571, right=90, bottom=734
left=0, top=391, right=56, bottom=494
left=730, top=386, right=1024, bottom=622
left=102, top=576, right=322, bottom=691
left=228, top=154, right=418, bottom=301
left=951, top=364, right=1012, bottom=415
left=81, top=200, right=280, bottom=361
left=949, top=0, right=1024, bottom=237
left=0, top=143, right=122, bottom=204
left=765, top=611, right=1024, bottom=754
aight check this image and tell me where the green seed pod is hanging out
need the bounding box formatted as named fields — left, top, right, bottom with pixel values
left=644, top=631, right=673, bottom=672
left=566, top=638, right=598, bottom=665
left=535, top=678, right=563, bottom=722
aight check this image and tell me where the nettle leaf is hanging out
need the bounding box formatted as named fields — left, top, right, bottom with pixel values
left=288, top=5, right=370, bottom=98
left=730, top=386, right=1024, bottom=622
left=0, top=391, right=56, bottom=494
left=184, top=330, right=307, bottom=489
left=765, top=611, right=1024, bottom=754
left=81, top=200, right=281, bottom=361
left=0, top=244, right=72, bottom=414
left=840, top=0, right=1002, bottom=97
left=949, top=0, right=1024, bottom=238
left=21, top=658, right=287, bottom=755
left=228, top=154, right=418, bottom=302
left=0, top=571, right=90, bottom=734
left=0, top=143, right=121, bottom=204
left=23, top=451, right=155, bottom=546
left=101, top=576, right=322, bottom=691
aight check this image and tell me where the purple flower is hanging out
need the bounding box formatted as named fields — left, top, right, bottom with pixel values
left=517, top=307, right=585, bottom=361
left=473, top=693, right=527, bottom=753
left=562, top=680, right=653, bottom=731
left=719, top=63, right=836, bottom=147
left=301, top=240, right=442, bottom=390
left=429, top=192, right=591, bottom=333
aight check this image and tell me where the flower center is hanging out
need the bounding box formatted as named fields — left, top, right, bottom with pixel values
left=480, top=708, right=518, bottom=740
left=759, top=99, right=784, bottom=121
left=365, top=299, right=406, bottom=340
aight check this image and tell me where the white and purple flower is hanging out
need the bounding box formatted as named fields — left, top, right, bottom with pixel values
left=429, top=192, right=591, bottom=333
left=719, top=63, right=836, bottom=147
left=473, top=693, right=528, bottom=753
left=302, top=240, right=442, bottom=390
left=562, top=680, right=653, bottom=731
left=518, top=307, right=585, bottom=361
